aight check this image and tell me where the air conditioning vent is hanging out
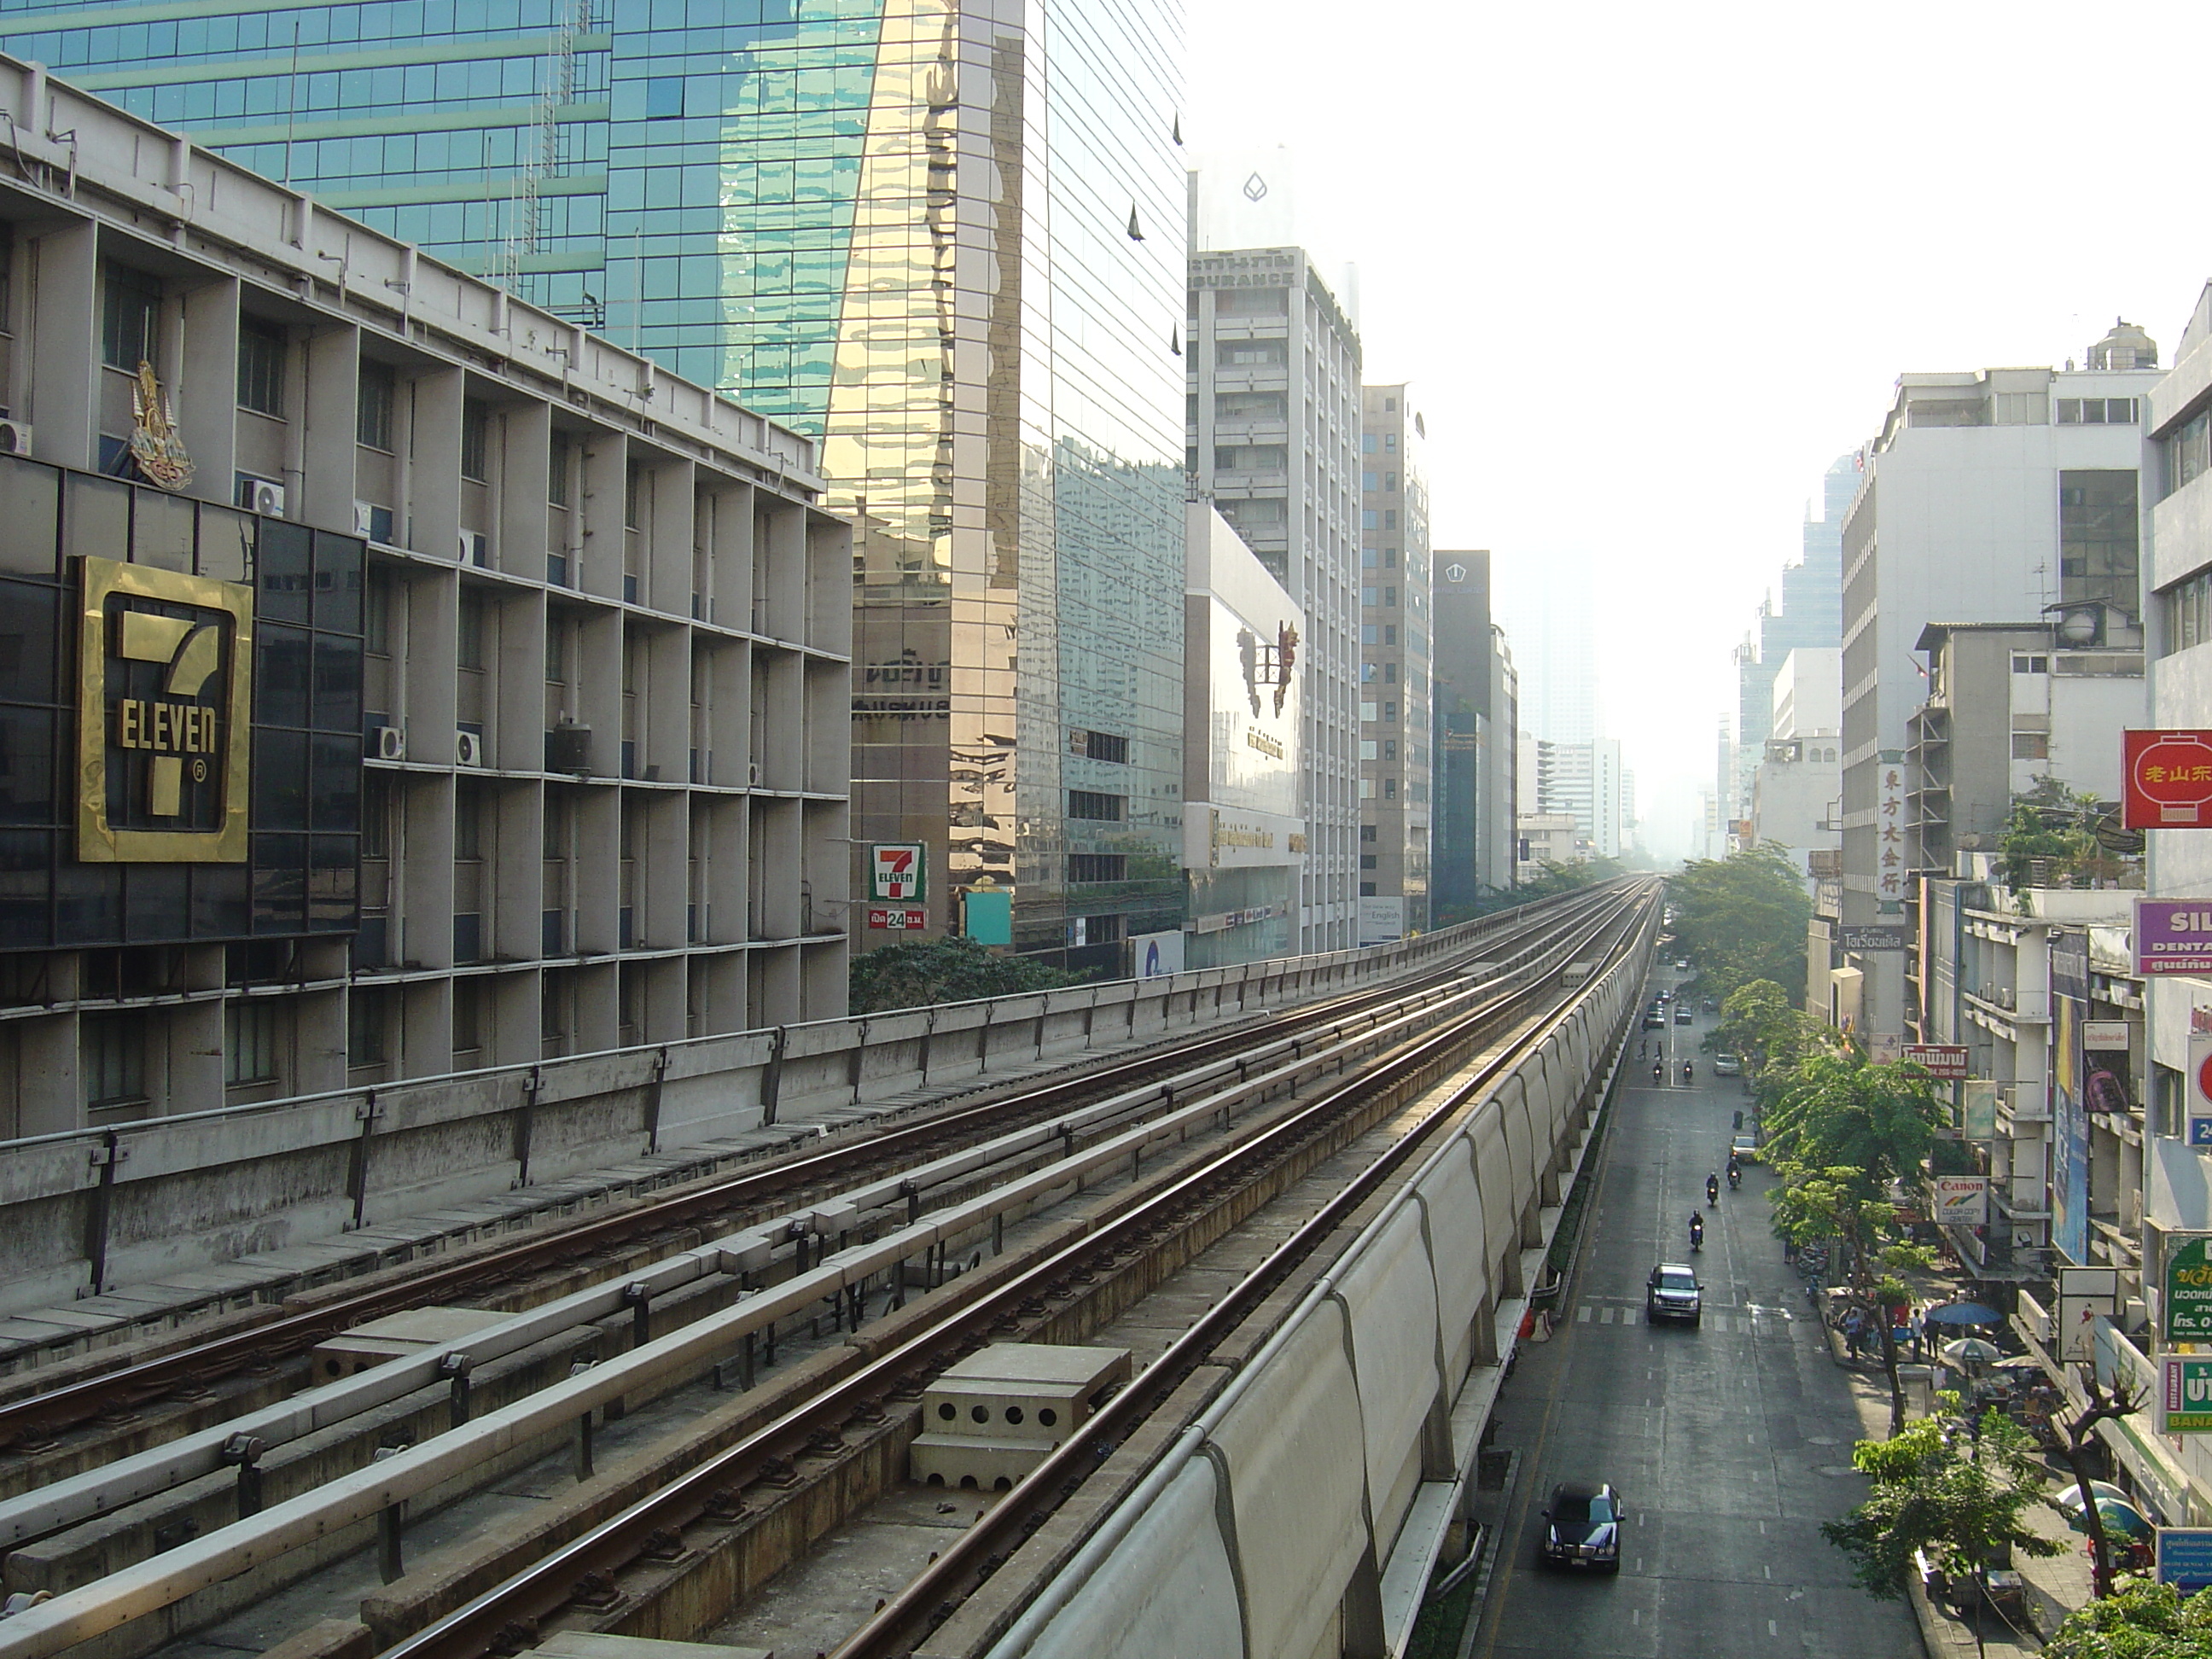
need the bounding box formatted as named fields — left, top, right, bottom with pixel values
left=748, top=760, right=762, bottom=788
left=456, top=728, right=486, bottom=768
left=352, top=500, right=395, bottom=543
left=459, top=530, right=490, bottom=568
left=369, top=724, right=406, bottom=761
left=238, top=477, right=286, bottom=516
left=0, top=420, right=32, bottom=457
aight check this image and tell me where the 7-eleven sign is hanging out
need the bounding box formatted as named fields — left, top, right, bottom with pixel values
left=870, top=843, right=926, bottom=902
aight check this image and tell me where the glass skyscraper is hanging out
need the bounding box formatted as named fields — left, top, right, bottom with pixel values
left=6, top=0, right=1193, bottom=970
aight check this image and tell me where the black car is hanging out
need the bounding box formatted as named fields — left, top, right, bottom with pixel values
left=1641, top=1010, right=1666, bottom=1029
left=1645, top=1262, right=1702, bottom=1324
left=1674, top=1008, right=1692, bottom=1025
left=1541, top=1481, right=1625, bottom=1570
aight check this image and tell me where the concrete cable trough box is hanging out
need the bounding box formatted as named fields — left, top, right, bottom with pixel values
left=911, top=1343, right=1132, bottom=1491
left=306, top=1307, right=502, bottom=1381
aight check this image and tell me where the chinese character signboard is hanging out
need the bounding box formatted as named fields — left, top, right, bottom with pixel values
left=78, top=556, right=253, bottom=863
left=2167, top=1359, right=2212, bottom=1435
left=1902, top=1044, right=1970, bottom=1080
left=2125, top=730, right=2212, bottom=828
left=2137, top=900, right=2212, bottom=976
left=2164, top=1234, right=2212, bottom=1342
left=869, top=844, right=926, bottom=902
left=1877, top=757, right=1907, bottom=905
left=1930, top=1175, right=1987, bottom=1226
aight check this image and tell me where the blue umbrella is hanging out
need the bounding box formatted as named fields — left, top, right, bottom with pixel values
left=1924, top=1302, right=2004, bottom=1325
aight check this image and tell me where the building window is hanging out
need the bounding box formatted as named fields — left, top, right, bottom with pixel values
left=1359, top=701, right=1377, bottom=721
left=348, top=991, right=389, bottom=1068
left=1362, top=509, right=1378, bottom=530
left=1360, top=881, right=1377, bottom=895
left=461, top=399, right=492, bottom=482
left=1361, top=586, right=1378, bottom=607
left=1067, top=789, right=1124, bottom=821
left=2011, top=731, right=2051, bottom=760
left=236, top=317, right=288, bottom=416
left=358, top=359, right=397, bottom=450
left=1385, top=662, right=1398, bottom=683
left=1360, top=739, right=1378, bottom=760
left=1360, top=824, right=1377, bottom=842
left=2011, top=653, right=2049, bottom=674
left=1384, top=472, right=1398, bottom=492
left=102, top=265, right=162, bottom=370
left=1384, top=777, right=1398, bottom=799
left=2058, top=397, right=2139, bottom=425
left=1362, top=434, right=1377, bottom=455
left=457, top=587, right=487, bottom=670
left=549, top=439, right=572, bottom=506
left=1361, top=624, right=1377, bottom=645
left=1068, top=853, right=1126, bottom=883
left=1383, top=510, right=1397, bottom=530
left=83, top=1015, right=146, bottom=1107
left=1360, top=855, right=1377, bottom=870
left=2164, top=568, right=2212, bottom=655
left=1384, top=586, right=1398, bottom=608
left=1383, top=433, right=1397, bottom=452
left=645, top=76, right=684, bottom=118
left=2058, top=469, right=2139, bottom=609
left=1385, top=548, right=1399, bottom=567
left=1072, top=729, right=1128, bottom=763
left=1362, top=471, right=1379, bottom=492
left=1384, top=396, right=1398, bottom=412
left=1385, top=626, right=1398, bottom=645
left=226, top=1000, right=281, bottom=1086
left=2167, top=409, right=2212, bottom=498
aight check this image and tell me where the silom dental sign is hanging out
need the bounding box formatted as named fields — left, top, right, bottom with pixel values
left=76, top=556, right=253, bottom=863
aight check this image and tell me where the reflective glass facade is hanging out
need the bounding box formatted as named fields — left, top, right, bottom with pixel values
left=3, top=0, right=1190, bottom=970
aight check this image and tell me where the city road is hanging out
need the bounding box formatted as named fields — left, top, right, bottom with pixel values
left=1469, top=977, right=1922, bottom=1658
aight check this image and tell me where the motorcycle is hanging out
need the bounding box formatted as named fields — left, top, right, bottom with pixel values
left=1689, top=1213, right=1704, bottom=1252
left=1726, top=1165, right=1741, bottom=1191
left=1681, top=1060, right=1694, bottom=1084
left=1652, top=1062, right=1664, bottom=1086
left=1705, top=1173, right=1720, bottom=1206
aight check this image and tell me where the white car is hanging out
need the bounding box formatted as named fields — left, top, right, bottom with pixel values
left=1712, top=1052, right=1743, bottom=1077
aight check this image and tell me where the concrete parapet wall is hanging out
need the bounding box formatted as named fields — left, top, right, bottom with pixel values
left=0, top=913, right=1528, bottom=1320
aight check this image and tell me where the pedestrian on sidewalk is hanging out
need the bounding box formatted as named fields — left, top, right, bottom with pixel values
left=1784, top=1237, right=1799, bottom=1266
left=1841, top=1307, right=1864, bottom=1362
left=1918, top=1306, right=1938, bottom=1361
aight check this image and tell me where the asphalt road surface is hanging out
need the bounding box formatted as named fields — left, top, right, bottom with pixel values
left=1468, top=978, right=1922, bottom=1659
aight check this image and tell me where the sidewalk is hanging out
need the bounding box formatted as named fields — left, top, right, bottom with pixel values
left=1814, top=1257, right=2098, bottom=1656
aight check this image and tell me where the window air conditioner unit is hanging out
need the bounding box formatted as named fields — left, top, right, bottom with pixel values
left=354, top=500, right=376, bottom=536
left=369, top=724, right=406, bottom=761
left=544, top=723, right=591, bottom=772
left=240, top=477, right=286, bottom=516
left=456, top=728, right=486, bottom=767
left=460, top=530, right=490, bottom=567
left=0, top=420, right=32, bottom=457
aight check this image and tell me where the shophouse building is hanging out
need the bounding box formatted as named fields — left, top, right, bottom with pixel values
left=0, top=56, right=849, bottom=1132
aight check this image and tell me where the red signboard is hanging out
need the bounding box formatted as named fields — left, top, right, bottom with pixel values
left=2125, top=731, right=2212, bottom=828
left=866, top=906, right=928, bottom=931
left=1902, top=1044, right=1970, bottom=1080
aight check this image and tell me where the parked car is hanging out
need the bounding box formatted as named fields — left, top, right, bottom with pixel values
left=1645, top=1263, right=1703, bottom=1325
left=1712, top=1052, right=1743, bottom=1077
left=1540, top=1481, right=1626, bottom=1570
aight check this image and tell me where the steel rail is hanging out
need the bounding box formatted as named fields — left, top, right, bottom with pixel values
left=363, top=886, right=1656, bottom=1659
left=0, top=897, right=1579, bottom=1549
left=0, top=890, right=1603, bottom=1455
left=0, top=891, right=1647, bottom=1659
left=827, top=886, right=1656, bottom=1659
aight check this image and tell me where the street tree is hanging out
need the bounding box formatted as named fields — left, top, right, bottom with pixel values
left=2047, top=1580, right=2212, bottom=1658
left=1771, top=1167, right=1936, bottom=1434
left=1762, top=1049, right=1947, bottom=1196
left=1825, top=1400, right=2064, bottom=1654
left=1665, top=843, right=1813, bottom=1007
left=849, top=936, right=1078, bottom=1014
left=2053, top=1377, right=2149, bottom=1601
left=1707, top=978, right=1834, bottom=1103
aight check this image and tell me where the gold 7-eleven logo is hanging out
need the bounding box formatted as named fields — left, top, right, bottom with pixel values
left=77, top=556, right=253, bottom=864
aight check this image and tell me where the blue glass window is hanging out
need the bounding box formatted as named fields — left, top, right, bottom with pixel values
left=645, top=77, right=683, bottom=119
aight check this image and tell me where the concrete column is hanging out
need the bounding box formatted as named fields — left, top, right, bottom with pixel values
left=25, top=218, right=97, bottom=469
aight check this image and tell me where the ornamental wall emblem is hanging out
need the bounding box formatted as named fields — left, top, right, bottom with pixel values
left=128, top=360, right=195, bottom=490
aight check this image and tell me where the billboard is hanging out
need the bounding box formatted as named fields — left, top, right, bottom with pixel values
left=2052, top=992, right=2090, bottom=1264
left=1359, top=896, right=1406, bottom=946
left=1131, top=929, right=1185, bottom=979
left=1901, top=1044, right=1969, bottom=1080
left=2136, top=900, right=2212, bottom=975
left=1930, top=1175, right=1988, bottom=1227
left=2123, top=729, right=2212, bottom=829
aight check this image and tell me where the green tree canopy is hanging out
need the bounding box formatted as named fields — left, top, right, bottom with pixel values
left=2047, top=1581, right=2212, bottom=1658
left=849, top=936, right=1078, bottom=1015
left=1824, top=1403, right=2063, bottom=1603
left=1706, top=978, right=1834, bottom=1089
left=1666, top=844, right=1813, bottom=1008
left=1763, top=1050, right=1947, bottom=1199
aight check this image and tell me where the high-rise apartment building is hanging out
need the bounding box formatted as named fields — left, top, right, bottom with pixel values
left=1354, top=385, right=1432, bottom=941
left=0, top=56, right=848, bottom=1130
left=1820, top=323, right=2160, bottom=1038
left=1733, top=454, right=1852, bottom=814
left=1186, top=227, right=1362, bottom=954
left=1493, top=547, right=1600, bottom=747
left=6, top=0, right=1196, bottom=977
left=1432, top=552, right=1516, bottom=918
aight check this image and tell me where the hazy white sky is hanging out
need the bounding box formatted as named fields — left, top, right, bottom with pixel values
left=1190, top=0, right=2212, bottom=857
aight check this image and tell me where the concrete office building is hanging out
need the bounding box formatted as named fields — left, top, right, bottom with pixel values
left=1187, top=216, right=1361, bottom=954
left=1733, top=455, right=1852, bottom=814
left=1820, top=323, right=2160, bottom=1040
left=1433, top=551, right=1516, bottom=920
left=1355, top=384, right=1432, bottom=942
left=4, top=0, right=1197, bottom=975
left=1181, top=504, right=1302, bottom=968
left=1749, top=648, right=1842, bottom=894
left=1515, top=813, right=1581, bottom=882
left=0, top=56, right=849, bottom=1132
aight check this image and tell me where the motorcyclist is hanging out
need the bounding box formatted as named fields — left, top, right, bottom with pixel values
left=1688, top=1210, right=1704, bottom=1251
left=1682, top=1058, right=1694, bottom=1084
left=1726, top=1159, right=1742, bottom=1190
left=1705, top=1172, right=1720, bottom=1205
left=1652, top=1060, right=1664, bottom=1086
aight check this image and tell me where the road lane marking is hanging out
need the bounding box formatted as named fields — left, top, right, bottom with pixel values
left=1769, top=1621, right=1778, bottom=1637
left=1576, top=1305, right=1591, bottom=1323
